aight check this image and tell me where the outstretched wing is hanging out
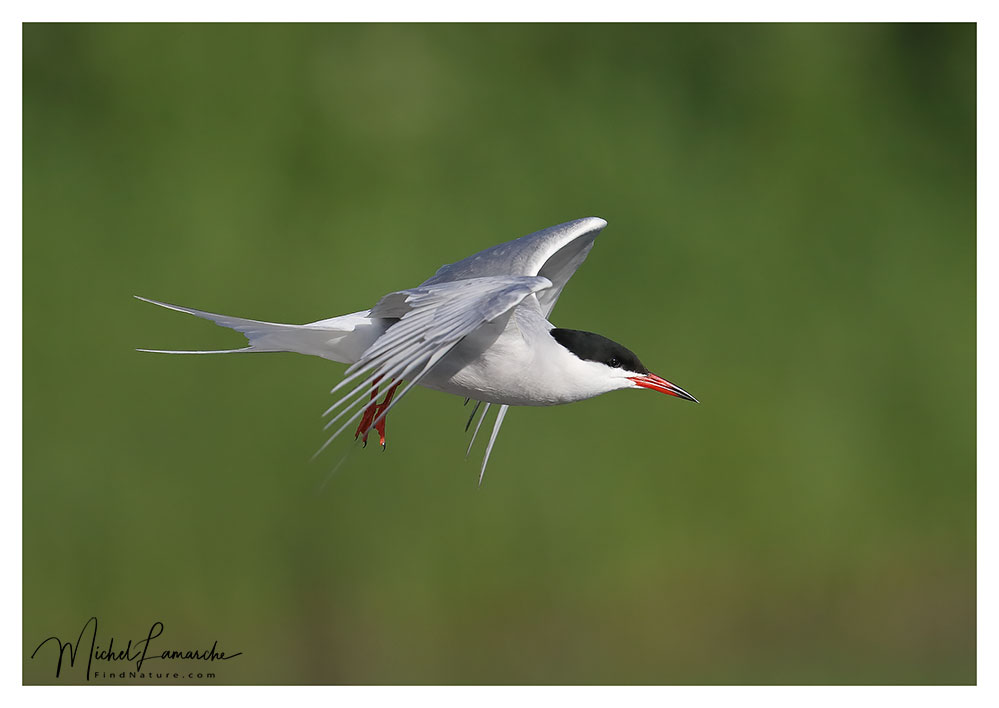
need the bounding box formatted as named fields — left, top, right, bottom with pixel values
left=422, top=217, right=607, bottom=317
left=314, top=275, right=552, bottom=462
left=422, top=217, right=607, bottom=481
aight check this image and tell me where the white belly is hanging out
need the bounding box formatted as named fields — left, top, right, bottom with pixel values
left=415, top=308, right=597, bottom=407
left=327, top=306, right=608, bottom=407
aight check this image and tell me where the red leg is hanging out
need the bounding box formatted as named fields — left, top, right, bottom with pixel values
left=354, top=384, right=380, bottom=447
left=372, top=381, right=401, bottom=449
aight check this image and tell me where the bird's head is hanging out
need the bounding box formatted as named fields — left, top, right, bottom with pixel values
left=549, top=328, right=698, bottom=402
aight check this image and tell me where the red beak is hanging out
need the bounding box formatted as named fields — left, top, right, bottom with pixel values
left=628, top=373, right=698, bottom=402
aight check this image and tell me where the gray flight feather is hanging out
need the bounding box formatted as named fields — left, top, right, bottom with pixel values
left=314, top=276, right=552, bottom=464
left=418, top=217, right=608, bottom=482
left=421, top=217, right=607, bottom=317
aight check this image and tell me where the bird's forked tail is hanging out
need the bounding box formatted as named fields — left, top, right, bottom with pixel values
left=134, top=296, right=372, bottom=363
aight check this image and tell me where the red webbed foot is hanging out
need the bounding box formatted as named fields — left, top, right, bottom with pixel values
left=355, top=383, right=380, bottom=447
left=372, top=381, right=401, bottom=449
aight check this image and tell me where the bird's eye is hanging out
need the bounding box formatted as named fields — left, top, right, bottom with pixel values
left=608, top=357, right=621, bottom=368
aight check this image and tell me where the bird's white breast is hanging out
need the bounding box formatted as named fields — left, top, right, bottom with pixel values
left=417, top=307, right=613, bottom=406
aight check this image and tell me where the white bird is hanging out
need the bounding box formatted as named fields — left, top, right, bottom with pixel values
left=137, top=217, right=697, bottom=483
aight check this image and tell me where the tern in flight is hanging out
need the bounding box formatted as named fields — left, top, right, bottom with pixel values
left=137, top=217, right=697, bottom=483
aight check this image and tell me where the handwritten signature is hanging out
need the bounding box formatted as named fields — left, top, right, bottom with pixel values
left=31, top=617, right=242, bottom=680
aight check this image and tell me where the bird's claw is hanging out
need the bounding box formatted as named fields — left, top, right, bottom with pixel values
left=374, top=410, right=387, bottom=449
left=353, top=380, right=399, bottom=450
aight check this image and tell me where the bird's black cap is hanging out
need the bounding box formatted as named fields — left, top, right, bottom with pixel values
left=549, top=328, right=649, bottom=374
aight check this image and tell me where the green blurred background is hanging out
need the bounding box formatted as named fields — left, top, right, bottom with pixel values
left=23, top=23, right=975, bottom=684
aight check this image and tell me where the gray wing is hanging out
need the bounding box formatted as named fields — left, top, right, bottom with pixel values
left=314, top=275, right=552, bottom=462
left=421, top=217, right=607, bottom=481
left=422, top=217, right=607, bottom=317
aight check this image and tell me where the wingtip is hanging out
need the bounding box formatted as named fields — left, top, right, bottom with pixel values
left=576, top=216, right=607, bottom=230
left=548, top=216, right=607, bottom=235
left=134, top=295, right=172, bottom=309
